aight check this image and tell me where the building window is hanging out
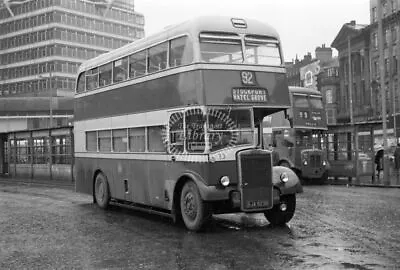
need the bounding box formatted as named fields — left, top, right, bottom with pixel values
left=327, top=109, right=335, bottom=125
left=385, top=28, right=389, bottom=47
left=383, top=1, right=388, bottom=17
left=372, top=33, right=378, bottom=49
left=385, top=58, right=390, bottom=75
left=33, top=137, right=49, bottom=164
left=392, top=26, right=397, bottom=44
left=326, top=89, right=333, bottom=104
left=374, top=60, right=379, bottom=77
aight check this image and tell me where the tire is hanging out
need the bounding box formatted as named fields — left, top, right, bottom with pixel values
left=264, top=194, right=296, bottom=226
left=180, top=181, right=210, bottom=231
left=320, top=171, right=328, bottom=185
left=94, top=173, right=110, bottom=209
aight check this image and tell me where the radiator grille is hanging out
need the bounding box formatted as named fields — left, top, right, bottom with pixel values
left=310, top=154, right=322, bottom=167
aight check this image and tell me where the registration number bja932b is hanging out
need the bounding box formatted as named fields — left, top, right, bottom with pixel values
left=246, top=200, right=269, bottom=208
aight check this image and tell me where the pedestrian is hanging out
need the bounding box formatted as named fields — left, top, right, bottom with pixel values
left=375, top=147, right=384, bottom=181
left=394, top=143, right=400, bottom=182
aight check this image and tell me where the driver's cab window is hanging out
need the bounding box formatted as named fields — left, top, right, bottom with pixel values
left=169, top=109, right=207, bottom=153
left=186, top=108, right=206, bottom=153
left=169, top=112, right=184, bottom=153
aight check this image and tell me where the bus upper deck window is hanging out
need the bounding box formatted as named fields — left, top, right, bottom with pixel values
left=148, top=42, right=168, bottom=73
left=99, top=63, right=112, bottom=87
left=244, top=35, right=282, bottom=66
left=169, top=36, right=193, bottom=67
left=199, top=32, right=243, bottom=64
left=129, top=51, right=146, bottom=78
left=76, top=72, right=86, bottom=93
left=86, top=68, right=98, bottom=91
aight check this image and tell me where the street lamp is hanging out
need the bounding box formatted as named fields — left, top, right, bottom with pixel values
left=377, top=0, right=389, bottom=185
left=38, top=69, right=53, bottom=128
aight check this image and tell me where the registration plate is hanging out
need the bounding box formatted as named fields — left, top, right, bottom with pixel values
left=246, top=200, right=269, bottom=209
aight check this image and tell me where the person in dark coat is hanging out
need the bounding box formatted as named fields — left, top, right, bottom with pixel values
left=394, top=143, right=400, bottom=181
left=375, top=148, right=384, bottom=181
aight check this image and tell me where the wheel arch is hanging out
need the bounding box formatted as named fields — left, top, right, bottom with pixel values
left=278, top=158, right=295, bottom=168
left=171, top=173, right=205, bottom=223
left=272, top=166, right=303, bottom=195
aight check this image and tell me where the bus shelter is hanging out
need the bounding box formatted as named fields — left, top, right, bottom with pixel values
left=326, top=124, right=376, bottom=184
left=3, top=127, right=74, bottom=182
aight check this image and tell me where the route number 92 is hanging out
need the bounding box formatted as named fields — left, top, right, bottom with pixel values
left=241, top=71, right=256, bottom=86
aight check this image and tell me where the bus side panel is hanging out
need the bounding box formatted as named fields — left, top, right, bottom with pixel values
left=74, top=70, right=204, bottom=122
left=75, top=156, right=239, bottom=209
left=75, top=157, right=95, bottom=196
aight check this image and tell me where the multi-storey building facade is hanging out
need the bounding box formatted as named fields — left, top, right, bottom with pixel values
left=317, top=58, right=340, bottom=126
left=369, top=0, right=400, bottom=139
left=0, top=0, right=144, bottom=131
left=331, top=0, right=400, bottom=148
left=331, top=21, right=371, bottom=124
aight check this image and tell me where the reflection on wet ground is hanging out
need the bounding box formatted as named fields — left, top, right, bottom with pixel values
left=0, top=184, right=399, bottom=269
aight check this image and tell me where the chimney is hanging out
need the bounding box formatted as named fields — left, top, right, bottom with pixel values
left=315, top=44, right=333, bottom=63
left=350, top=20, right=356, bottom=25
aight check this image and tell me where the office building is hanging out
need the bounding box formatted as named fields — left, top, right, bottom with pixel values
left=0, top=0, right=144, bottom=130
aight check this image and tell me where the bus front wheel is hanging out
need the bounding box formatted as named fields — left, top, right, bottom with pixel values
left=180, top=181, right=210, bottom=231
left=264, top=194, right=296, bottom=226
left=94, top=173, right=110, bottom=209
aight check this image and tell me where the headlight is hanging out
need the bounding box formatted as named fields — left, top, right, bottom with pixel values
left=220, top=176, right=230, bottom=187
left=303, top=160, right=308, bottom=166
left=280, top=172, right=289, bottom=183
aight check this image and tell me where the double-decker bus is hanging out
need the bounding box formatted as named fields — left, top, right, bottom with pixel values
left=74, top=16, right=302, bottom=231
left=263, top=86, right=329, bottom=183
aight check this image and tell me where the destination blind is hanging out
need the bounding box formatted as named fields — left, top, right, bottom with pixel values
left=232, top=88, right=269, bottom=102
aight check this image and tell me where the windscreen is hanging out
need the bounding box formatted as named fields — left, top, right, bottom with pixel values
left=199, top=33, right=243, bottom=63
left=309, top=95, right=323, bottom=109
left=293, top=95, right=309, bottom=108
left=244, top=35, right=282, bottom=66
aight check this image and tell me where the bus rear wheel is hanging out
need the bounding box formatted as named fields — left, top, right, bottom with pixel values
left=94, top=173, right=110, bottom=209
left=180, top=181, right=210, bottom=231
left=264, top=194, right=296, bottom=226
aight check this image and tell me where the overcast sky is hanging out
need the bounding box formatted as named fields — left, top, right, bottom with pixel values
left=134, top=0, right=370, bottom=62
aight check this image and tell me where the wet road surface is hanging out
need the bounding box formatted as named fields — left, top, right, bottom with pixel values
left=0, top=183, right=399, bottom=269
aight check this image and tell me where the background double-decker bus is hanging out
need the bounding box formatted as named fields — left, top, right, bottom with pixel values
left=74, top=16, right=303, bottom=231
left=263, top=86, right=329, bottom=183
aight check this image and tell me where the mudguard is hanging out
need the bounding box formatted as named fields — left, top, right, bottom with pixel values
left=272, top=166, right=303, bottom=195
left=165, top=171, right=232, bottom=207
left=279, top=158, right=295, bottom=168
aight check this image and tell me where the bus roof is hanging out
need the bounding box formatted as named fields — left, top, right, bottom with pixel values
left=78, top=16, right=281, bottom=72
left=289, top=86, right=322, bottom=96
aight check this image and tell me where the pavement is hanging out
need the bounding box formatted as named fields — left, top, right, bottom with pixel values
left=0, top=175, right=74, bottom=190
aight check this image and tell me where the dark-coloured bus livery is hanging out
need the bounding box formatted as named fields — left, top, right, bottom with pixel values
left=74, top=16, right=303, bottom=231
left=264, top=86, right=329, bottom=183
